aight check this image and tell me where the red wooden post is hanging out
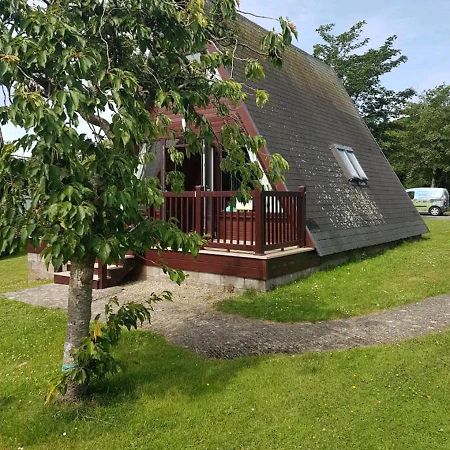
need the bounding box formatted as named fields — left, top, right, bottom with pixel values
left=195, top=185, right=203, bottom=235
left=254, top=189, right=265, bottom=255
left=298, top=186, right=306, bottom=247
left=160, top=192, right=166, bottom=222
left=97, top=260, right=108, bottom=289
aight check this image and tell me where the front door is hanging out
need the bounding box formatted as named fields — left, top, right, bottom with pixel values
left=163, top=143, right=217, bottom=192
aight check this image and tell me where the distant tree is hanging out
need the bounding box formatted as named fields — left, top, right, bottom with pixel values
left=313, top=21, right=414, bottom=148
left=0, top=127, right=3, bottom=227
left=0, top=0, right=294, bottom=400
left=387, top=84, right=450, bottom=188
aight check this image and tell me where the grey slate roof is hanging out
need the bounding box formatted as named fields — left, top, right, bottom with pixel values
left=234, top=17, right=428, bottom=256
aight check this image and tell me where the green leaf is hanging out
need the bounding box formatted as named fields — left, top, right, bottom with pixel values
left=55, top=90, right=67, bottom=108
left=69, top=90, right=81, bottom=110
left=98, top=242, right=111, bottom=262
left=0, top=61, right=8, bottom=77
left=244, top=60, right=265, bottom=80
left=79, top=57, right=92, bottom=75
left=255, top=89, right=269, bottom=108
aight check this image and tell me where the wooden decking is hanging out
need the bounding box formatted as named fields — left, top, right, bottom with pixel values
left=143, top=244, right=317, bottom=290
left=47, top=188, right=311, bottom=289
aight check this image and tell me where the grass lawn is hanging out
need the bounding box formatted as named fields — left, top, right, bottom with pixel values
left=217, top=219, right=450, bottom=322
left=0, top=225, right=449, bottom=449
left=0, top=299, right=449, bottom=450
left=0, top=253, right=48, bottom=294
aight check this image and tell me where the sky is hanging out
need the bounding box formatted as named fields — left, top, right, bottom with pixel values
left=2, top=0, right=450, bottom=142
left=240, top=0, right=450, bottom=92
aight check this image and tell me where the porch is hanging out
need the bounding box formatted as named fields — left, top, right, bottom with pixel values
left=42, top=187, right=313, bottom=291
left=149, top=186, right=307, bottom=255
left=141, top=186, right=314, bottom=292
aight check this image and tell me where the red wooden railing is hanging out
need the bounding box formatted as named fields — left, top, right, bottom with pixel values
left=149, top=186, right=306, bottom=255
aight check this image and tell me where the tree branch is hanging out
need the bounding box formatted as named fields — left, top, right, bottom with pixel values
left=83, top=114, right=114, bottom=140
left=237, top=42, right=267, bottom=58
left=237, top=10, right=278, bottom=22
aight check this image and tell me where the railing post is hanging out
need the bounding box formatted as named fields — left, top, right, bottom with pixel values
left=161, top=191, right=166, bottom=222
left=97, top=260, right=108, bottom=289
left=254, top=189, right=265, bottom=255
left=298, top=186, right=306, bottom=247
left=195, top=185, right=203, bottom=235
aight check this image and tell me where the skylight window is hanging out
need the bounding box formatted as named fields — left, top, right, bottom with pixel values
left=331, top=144, right=368, bottom=184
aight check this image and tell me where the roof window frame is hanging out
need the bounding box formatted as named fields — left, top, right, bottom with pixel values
left=331, top=144, right=368, bottom=185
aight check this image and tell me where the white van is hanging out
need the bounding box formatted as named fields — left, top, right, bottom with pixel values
left=406, top=187, right=449, bottom=216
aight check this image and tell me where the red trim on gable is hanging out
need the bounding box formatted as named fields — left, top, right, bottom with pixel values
left=217, top=66, right=287, bottom=192
left=155, top=50, right=315, bottom=248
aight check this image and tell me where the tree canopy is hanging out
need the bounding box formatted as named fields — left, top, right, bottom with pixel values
left=388, top=84, right=450, bottom=188
left=313, top=20, right=414, bottom=148
left=0, top=0, right=295, bottom=268
left=0, top=0, right=295, bottom=399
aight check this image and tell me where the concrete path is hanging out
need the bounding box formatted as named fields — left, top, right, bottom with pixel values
left=4, top=280, right=450, bottom=359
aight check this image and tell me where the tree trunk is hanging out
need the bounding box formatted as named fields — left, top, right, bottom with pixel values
left=431, top=168, right=437, bottom=188
left=62, top=256, right=95, bottom=401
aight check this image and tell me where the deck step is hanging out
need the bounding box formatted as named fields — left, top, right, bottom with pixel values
left=54, top=254, right=140, bottom=289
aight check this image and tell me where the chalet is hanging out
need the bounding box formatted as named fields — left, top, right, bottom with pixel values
left=28, top=17, right=427, bottom=291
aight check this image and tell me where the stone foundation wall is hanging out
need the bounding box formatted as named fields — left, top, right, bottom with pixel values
left=142, top=239, right=410, bottom=292
left=142, top=266, right=267, bottom=292
left=142, top=264, right=331, bottom=292
left=27, top=236, right=415, bottom=291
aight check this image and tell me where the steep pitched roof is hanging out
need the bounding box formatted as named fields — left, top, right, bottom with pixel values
left=233, top=17, right=427, bottom=256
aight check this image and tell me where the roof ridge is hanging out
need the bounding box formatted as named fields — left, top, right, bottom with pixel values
left=236, top=13, right=334, bottom=74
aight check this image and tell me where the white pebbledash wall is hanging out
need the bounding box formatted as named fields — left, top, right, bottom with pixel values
left=27, top=252, right=57, bottom=282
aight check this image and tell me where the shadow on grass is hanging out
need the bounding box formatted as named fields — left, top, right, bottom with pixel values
left=90, top=331, right=258, bottom=404
left=14, top=329, right=260, bottom=447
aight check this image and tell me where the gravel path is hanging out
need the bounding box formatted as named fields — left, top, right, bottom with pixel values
left=4, top=280, right=450, bottom=359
